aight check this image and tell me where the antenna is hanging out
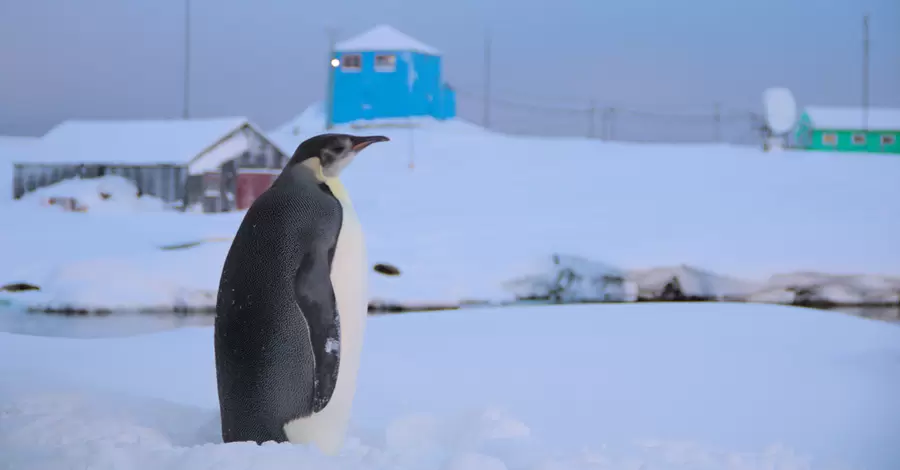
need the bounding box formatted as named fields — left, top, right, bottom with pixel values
left=761, top=87, right=798, bottom=151
left=182, top=0, right=191, bottom=119
left=325, top=27, right=337, bottom=130
left=483, top=28, right=492, bottom=129
left=862, top=13, right=870, bottom=131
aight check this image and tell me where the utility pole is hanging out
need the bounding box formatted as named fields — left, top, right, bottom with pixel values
left=483, top=28, right=492, bottom=129
left=862, top=13, right=870, bottom=131
left=600, top=107, right=609, bottom=140
left=606, top=107, right=616, bottom=140
left=325, top=27, right=337, bottom=130
left=183, top=0, right=191, bottom=119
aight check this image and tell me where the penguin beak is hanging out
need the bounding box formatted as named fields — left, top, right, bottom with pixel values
left=350, top=135, right=390, bottom=152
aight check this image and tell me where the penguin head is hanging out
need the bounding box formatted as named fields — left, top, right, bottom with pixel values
left=290, top=133, right=390, bottom=179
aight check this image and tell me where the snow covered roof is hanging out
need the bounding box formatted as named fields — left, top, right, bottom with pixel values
left=335, top=24, right=439, bottom=55
left=25, top=117, right=261, bottom=168
left=0, top=135, right=39, bottom=160
left=804, top=106, right=900, bottom=131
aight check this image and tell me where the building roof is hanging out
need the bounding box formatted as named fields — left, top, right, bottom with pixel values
left=23, top=117, right=259, bottom=170
left=335, top=24, right=439, bottom=55
left=804, top=106, right=900, bottom=131
left=0, top=135, right=39, bottom=160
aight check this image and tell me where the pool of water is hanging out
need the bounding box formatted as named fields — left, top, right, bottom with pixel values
left=0, top=307, right=215, bottom=338
left=1, top=302, right=897, bottom=339
left=829, top=305, right=900, bottom=323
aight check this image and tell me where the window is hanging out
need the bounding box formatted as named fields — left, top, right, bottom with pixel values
left=203, top=173, right=221, bottom=195
left=852, top=133, right=866, bottom=145
left=374, top=54, right=396, bottom=72
left=341, top=54, right=361, bottom=71
left=882, top=134, right=897, bottom=146
left=821, top=133, right=837, bottom=145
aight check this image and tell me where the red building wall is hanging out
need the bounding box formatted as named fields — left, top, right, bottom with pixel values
left=236, top=172, right=277, bottom=210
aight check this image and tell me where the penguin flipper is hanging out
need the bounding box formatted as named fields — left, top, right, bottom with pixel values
left=293, top=249, right=341, bottom=414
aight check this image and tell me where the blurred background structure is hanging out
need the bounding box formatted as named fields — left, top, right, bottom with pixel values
left=1, top=0, right=897, bottom=146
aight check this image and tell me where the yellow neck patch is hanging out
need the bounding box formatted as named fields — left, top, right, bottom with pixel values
left=303, top=158, right=354, bottom=209
left=324, top=177, right=352, bottom=206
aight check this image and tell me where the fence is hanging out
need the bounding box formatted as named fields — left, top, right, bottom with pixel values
left=451, top=87, right=765, bottom=146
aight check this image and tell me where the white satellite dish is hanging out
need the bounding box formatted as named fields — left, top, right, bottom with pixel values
left=762, top=87, right=798, bottom=135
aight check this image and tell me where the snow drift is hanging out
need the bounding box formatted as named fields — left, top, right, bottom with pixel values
left=3, top=105, right=900, bottom=311
left=16, top=175, right=169, bottom=213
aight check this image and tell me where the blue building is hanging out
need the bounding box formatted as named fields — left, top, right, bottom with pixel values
left=328, top=25, right=456, bottom=126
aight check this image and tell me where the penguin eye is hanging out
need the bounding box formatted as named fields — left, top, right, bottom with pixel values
left=332, top=145, right=346, bottom=154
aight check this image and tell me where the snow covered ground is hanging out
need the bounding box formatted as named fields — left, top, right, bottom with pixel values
left=3, top=108, right=900, bottom=311
left=1, top=302, right=898, bottom=470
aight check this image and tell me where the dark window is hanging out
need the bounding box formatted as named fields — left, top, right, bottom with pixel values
left=374, top=54, right=396, bottom=72
left=852, top=134, right=866, bottom=145
left=341, top=54, right=361, bottom=70
left=882, top=135, right=896, bottom=146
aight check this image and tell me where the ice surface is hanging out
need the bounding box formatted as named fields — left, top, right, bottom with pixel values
left=1, top=302, right=898, bottom=469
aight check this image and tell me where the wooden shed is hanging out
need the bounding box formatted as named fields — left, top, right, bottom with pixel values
left=12, top=117, right=287, bottom=212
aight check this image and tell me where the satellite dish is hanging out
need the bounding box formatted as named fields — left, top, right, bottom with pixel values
left=762, top=87, right=798, bottom=135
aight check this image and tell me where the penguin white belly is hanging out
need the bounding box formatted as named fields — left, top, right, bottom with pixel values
left=283, top=192, right=368, bottom=455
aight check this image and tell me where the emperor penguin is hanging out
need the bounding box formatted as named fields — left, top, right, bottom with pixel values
left=214, top=132, right=389, bottom=455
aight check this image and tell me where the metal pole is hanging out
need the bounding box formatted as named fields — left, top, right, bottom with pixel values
left=183, top=0, right=191, bottom=119
left=607, top=107, right=616, bottom=140
left=325, top=27, right=337, bottom=130
left=862, top=13, right=870, bottom=131
left=601, top=108, right=609, bottom=140
left=483, top=29, right=492, bottom=129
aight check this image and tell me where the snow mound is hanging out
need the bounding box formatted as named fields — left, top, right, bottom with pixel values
left=757, top=271, right=900, bottom=306
left=269, top=102, right=488, bottom=155
left=9, top=243, right=227, bottom=313
left=745, top=287, right=797, bottom=304
left=628, top=264, right=761, bottom=301
left=22, top=257, right=216, bottom=312
left=271, top=101, right=328, bottom=138
left=16, top=175, right=168, bottom=213
left=502, top=254, right=637, bottom=302
left=0, top=390, right=827, bottom=470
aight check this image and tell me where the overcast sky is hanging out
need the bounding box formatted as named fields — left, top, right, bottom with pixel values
left=1, top=0, right=897, bottom=140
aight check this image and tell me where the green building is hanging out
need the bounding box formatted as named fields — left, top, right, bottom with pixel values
left=792, top=106, right=899, bottom=154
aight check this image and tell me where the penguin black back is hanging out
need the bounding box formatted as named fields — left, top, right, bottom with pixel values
left=213, top=132, right=388, bottom=446
left=214, top=159, right=343, bottom=444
